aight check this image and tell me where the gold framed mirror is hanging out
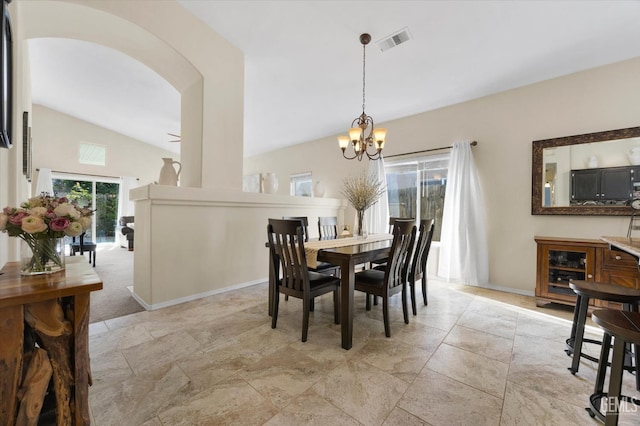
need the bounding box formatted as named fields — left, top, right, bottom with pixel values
left=532, top=126, right=640, bottom=215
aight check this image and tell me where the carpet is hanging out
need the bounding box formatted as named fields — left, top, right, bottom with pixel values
left=86, top=243, right=144, bottom=323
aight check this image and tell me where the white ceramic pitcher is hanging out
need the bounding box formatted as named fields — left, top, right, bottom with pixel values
left=158, top=158, right=182, bottom=186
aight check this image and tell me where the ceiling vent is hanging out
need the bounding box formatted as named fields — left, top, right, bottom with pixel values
left=376, top=28, right=411, bottom=52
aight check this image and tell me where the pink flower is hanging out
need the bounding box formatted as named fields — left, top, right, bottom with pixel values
left=8, top=211, right=29, bottom=226
left=50, top=217, right=70, bottom=232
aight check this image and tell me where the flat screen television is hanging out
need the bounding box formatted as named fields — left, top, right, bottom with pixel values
left=0, top=0, right=12, bottom=149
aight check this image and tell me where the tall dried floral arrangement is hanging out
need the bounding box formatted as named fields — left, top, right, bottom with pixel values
left=341, top=172, right=386, bottom=236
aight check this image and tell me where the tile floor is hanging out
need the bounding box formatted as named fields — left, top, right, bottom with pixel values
left=87, top=279, right=640, bottom=425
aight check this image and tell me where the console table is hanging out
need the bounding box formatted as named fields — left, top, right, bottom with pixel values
left=0, top=257, right=102, bottom=425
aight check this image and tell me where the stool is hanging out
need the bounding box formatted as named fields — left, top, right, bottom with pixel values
left=587, top=309, right=640, bottom=426
left=566, top=280, right=640, bottom=384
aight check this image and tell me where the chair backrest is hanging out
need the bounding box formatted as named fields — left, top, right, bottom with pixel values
left=268, top=219, right=310, bottom=295
left=384, top=221, right=416, bottom=294
left=318, top=216, right=338, bottom=239
left=388, top=217, right=415, bottom=233
left=282, top=216, right=309, bottom=241
left=409, top=219, right=435, bottom=282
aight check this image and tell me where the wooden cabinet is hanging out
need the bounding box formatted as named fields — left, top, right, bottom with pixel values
left=535, top=237, right=640, bottom=308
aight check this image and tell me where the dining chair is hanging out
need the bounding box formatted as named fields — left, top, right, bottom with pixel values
left=282, top=216, right=309, bottom=241
left=70, top=232, right=97, bottom=267
left=267, top=219, right=341, bottom=342
left=354, top=220, right=416, bottom=337
left=371, top=217, right=415, bottom=268
left=283, top=216, right=339, bottom=277
left=318, top=216, right=338, bottom=239
left=407, top=218, right=435, bottom=314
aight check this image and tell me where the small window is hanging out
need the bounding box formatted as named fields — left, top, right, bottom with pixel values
left=78, top=142, right=106, bottom=166
left=290, top=172, right=312, bottom=197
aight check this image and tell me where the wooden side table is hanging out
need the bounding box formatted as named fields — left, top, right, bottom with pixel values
left=0, top=257, right=102, bottom=425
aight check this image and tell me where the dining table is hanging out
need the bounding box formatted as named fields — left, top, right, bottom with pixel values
left=267, top=234, right=394, bottom=350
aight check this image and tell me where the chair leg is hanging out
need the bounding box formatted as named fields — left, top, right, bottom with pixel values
left=365, top=293, right=371, bottom=311
left=271, top=289, right=280, bottom=329
left=383, top=296, right=391, bottom=337
left=310, top=298, right=315, bottom=312
left=373, top=296, right=378, bottom=305
left=422, top=275, right=428, bottom=305
left=410, top=280, right=417, bottom=316
left=333, top=289, right=340, bottom=324
left=285, top=295, right=289, bottom=301
left=402, top=285, right=409, bottom=324
left=302, top=297, right=310, bottom=342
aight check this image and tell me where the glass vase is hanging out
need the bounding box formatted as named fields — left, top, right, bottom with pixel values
left=20, top=236, right=66, bottom=275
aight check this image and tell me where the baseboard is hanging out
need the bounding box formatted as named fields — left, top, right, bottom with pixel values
left=427, top=274, right=534, bottom=297
left=130, top=278, right=267, bottom=311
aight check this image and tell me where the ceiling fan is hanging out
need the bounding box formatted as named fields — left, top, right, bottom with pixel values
left=167, top=132, right=181, bottom=143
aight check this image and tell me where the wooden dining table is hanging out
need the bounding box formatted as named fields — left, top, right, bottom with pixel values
left=268, top=235, right=393, bottom=350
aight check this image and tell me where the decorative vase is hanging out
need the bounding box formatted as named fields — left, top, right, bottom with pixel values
left=313, top=181, right=325, bottom=198
left=20, top=237, right=65, bottom=275
left=262, top=172, right=279, bottom=194
left=158, top=158, right=182, bottom=186
left=356, top=209, right=367, bottom=238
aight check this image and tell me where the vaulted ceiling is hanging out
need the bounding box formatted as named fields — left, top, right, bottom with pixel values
left=28, top=1, right=640, bottom=157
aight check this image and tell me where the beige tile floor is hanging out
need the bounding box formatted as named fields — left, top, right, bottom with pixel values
left=87, top=279, right=640, bottom=425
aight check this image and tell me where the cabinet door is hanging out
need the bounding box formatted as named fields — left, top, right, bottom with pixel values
left=600, top=167, right=632, bottom=201
left=571, top=170, right=600, bottom=202
left=538, top=245, right=596, bottom=304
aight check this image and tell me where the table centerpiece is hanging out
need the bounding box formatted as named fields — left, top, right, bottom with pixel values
left=341, top=172, right=386, bottom=238
left=0, top=193, right=93, bottom=275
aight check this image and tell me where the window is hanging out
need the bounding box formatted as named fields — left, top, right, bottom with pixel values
left=52, top=175, right=119, bottom=243
left=78, top=142, right=106, bottom=166
left=385, top=153, right=449, bottom=241
left=290, top=172, right=312, bottom=197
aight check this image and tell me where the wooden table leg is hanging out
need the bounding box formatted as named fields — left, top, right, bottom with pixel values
left=73, top=293, right=91, bottom=425
left=0, top=305, right=24, bottom=426
left=340, top=260, right=355, bottom=350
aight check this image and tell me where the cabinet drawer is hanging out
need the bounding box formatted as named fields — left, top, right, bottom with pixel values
left=602, top=248, right=639, bottom=269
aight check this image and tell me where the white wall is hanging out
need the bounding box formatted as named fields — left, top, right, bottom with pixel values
left=31, top=105, right=178, bottom=187
left=130, top=185, right=345, bottom=308
left=245, top=57, right=640, bottom=295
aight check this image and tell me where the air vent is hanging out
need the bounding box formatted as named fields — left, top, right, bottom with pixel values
left=376, top=28, right=412, bottom=52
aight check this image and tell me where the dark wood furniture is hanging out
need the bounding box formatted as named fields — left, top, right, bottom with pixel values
left=282, top=216, right=339, bottom=279
left=571, top=166, right=634, bottom=205
left=318, top=216, right=338, bottom=239
left=354, top=222, right=416, bottom=337
left=407, top=218, right=435, bottom=313
left=588, top=310, right=640, bottom=425
left=565, top=280, right=640, bottom=378
left=320, top=239, right=394, bottom=349
left=535, top=237, right=640, bottom=308
left=0, top=257, right=102, bottom=425
left=267, top=219, right=340, bottom=342
left=282, top=216, right=309, bottom=241
left=70, top=232, right=97, bottom=267
left=266, top=233, right=394, bottom=349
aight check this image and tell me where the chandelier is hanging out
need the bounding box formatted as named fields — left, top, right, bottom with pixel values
left=338, top=33, right=387, bottom=161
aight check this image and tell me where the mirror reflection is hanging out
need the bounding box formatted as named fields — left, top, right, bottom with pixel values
left=532, top=126, right=640, bottom=216
left=542, top=137, right=640, bottom=207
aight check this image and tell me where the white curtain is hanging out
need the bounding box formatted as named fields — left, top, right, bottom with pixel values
left=35, top=168, right=53, bottom=196
left=437, top=141, right=489, bottom=285
left=117, top=176, right=138, bottom=218
left=366, top=155, right=389, bottom=234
